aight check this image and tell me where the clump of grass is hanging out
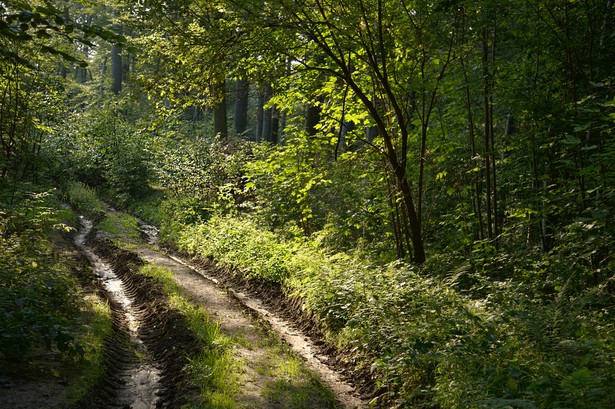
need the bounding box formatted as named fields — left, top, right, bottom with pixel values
left=260, top=343, right=338, bottom=409
left=138, top=264, right=239, bottom=408
left=98, top=212, right=141, bottom=245
left=65, top=181, right=106, bottom=219
left=64, top=295, right=113, bottom=404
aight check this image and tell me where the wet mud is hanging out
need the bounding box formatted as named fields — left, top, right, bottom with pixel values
left=74, top=218, right=198, bottom=408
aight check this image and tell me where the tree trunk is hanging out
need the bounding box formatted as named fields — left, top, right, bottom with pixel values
left=234, top=79, right=249, bottom=135
left=213, top=80, right=228, bottom=140
left=305, top=103, right=320, bottom=136
left=482, top=27, right=494, bottom=240
left=262, top=84, right=273, bottom=143
left=270, top=106, right=279, bottom=144
left=111, top=44, right=122, bottom=94
left=395, top=163, right=426, bottom=263
left=256, top=90, right=264, bottom=142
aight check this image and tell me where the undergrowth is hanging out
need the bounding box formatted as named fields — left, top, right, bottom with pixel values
left=0, top=181, right=113, bottom=403
left=160, top=210, right=615, bottom=409
left=1, top=185, right=83, bottom=364
left=65, top=181, right=106, bottom=219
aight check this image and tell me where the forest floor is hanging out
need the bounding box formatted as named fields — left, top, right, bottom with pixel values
left=0, top=210, right=365, bottom=409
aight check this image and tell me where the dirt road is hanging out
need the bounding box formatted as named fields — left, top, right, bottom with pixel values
left=75, top=215, right=365, bottom=408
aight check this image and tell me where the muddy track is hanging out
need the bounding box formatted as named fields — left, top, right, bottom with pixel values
left=135, top=224, right=367, bottom=408
left=75, top=221, right=199, bottom=408
left=183, top=256, right=376, bottom=402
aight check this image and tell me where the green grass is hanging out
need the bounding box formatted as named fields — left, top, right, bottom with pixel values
left=63, top=295, right=113, bottom=404
left=138, top=264, right=239, bottom=408
left=97, top=212, right=141, bottom=245
left=65, top=181, right=106, bottom=219
left=258, top=340, right=338, bottom=409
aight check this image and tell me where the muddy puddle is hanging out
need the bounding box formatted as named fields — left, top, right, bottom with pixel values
left=75, top=217, right=162, bottom=408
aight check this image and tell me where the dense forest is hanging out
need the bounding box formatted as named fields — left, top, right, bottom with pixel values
left=1, top=0, right=614, bottom=408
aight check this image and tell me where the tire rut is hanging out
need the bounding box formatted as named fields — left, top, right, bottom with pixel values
left=74, top=218, right=198, bottom=408
left=136, top=224, right=367, bottom=409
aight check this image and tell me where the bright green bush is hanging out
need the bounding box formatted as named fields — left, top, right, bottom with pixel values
left=176, top=215, right=296, bottom=283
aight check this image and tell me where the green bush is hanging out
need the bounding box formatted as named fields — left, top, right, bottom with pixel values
left=0, top=186, right=83, bottom=364
left=176, top=215, right=295, bottom=283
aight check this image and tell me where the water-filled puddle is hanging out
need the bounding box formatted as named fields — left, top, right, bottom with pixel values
left=75, top=216, right=161, bottom=408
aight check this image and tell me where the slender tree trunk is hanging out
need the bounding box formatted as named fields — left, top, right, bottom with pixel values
left=271, top=106, right=279, bottom=144
left=234, top=79, right=249, bottom=135
left=482, top=27, right=494, bottom=240
left=262, top=84, right=273, bottom=143
left=111, top=44, right=122, bottom=94
left=256, top=90, right=264, bottom=142
left=213, top=80, right=228, bottom=140
left=395, top=164, right=426, bottom=263
left=490, top=23, right=499, bottom=242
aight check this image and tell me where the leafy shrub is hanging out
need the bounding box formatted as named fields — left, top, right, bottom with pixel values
left=176, top=215, right=295, bottom=283
left=0, top=186, right=84, bottom=365
left=155, top=136, right=254, bottom=213
left=52, top=101, right=154, bottom=203
left=245, top=137, right=394, bottom=256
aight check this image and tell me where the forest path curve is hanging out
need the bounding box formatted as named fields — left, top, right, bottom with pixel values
left=133, top=229, right=366, bottom=409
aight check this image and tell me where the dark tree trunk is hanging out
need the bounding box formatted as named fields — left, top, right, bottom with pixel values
left=262, top=84, right=273, bottom=143
left=213, top=80, right=228, bottom=140
left=111, top=44, right=122, bottom=94
left=270, top=106, right=279, bottom=144
left=305, top=103, right=320, bottom=136
left=482, top=27, right=494, bottom=240
left=234, top=79, right=249, bottom=135
left=256, top=90, right=264, bottom=142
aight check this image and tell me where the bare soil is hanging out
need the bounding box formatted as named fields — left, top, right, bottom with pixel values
left=81, top=237, right=200, bottom=408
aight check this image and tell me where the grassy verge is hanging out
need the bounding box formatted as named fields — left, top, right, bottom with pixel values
left=65, top=182, right=142, bottom=248
left=139, top=263, right=239, bottom=408
left=64, top=295, right=113, bottom=404
left=97, top=212, right=141, bottom=245
left=65, top=181, right=106, bottom=219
